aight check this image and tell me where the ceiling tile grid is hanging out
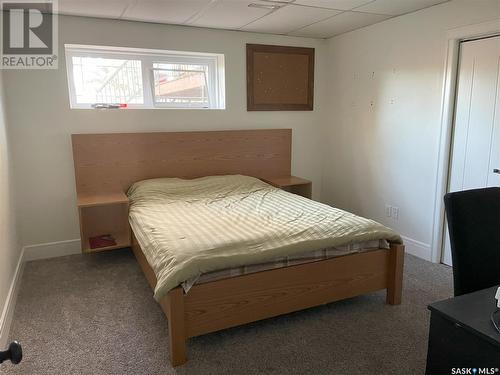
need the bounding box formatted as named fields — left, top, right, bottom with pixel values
left=187, top=0, right=273, bottom=29
left=355, top=0, right=450, bottom=15
left=289, top=11, right=391, bottom=38
left=122, top=0, right=213, bottom=24
left=55, top=0, right=450, bottom=39
left=241, top=5, right=341, bottom=34
left=292, top=0, right=373, bottom=11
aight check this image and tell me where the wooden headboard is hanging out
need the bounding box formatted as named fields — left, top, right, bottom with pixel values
left=72, top=129, right=292, bottom=194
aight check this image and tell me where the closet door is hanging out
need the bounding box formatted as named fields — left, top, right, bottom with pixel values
left=444, top=36, right=500, bottom=266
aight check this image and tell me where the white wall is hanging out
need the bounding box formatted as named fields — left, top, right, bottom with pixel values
left=4, top=0, right=499, bottom=262
left=3, top=16, right=327, bottom=251
left=322, top=0, right=500, bottom=260
left=0, top=72, right=21, bottom=346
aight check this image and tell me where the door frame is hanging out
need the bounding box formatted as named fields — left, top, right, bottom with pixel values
left=431, top=20, right=500, bottom=264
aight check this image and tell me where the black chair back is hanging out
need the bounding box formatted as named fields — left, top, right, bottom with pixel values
left=444, top=187, right=500, bottom=296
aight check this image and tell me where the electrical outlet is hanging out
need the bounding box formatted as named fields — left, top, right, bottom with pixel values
left=392, top=206, right=399, bottom=220
left=385, top=205, right=392, bottom=218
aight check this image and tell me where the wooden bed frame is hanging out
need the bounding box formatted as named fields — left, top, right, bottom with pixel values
left=71, top=129, right=404, bottom=367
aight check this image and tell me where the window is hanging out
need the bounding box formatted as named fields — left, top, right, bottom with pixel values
left=65, top=45, right=225, bottom=109
left=152, top=63, right=209, bottom=108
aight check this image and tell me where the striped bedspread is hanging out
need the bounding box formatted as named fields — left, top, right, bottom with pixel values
left=128, top=175, right=402, bottom=301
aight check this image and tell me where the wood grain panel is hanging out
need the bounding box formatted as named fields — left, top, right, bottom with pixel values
left=72, top=129, right=292, bottom=194
left=183, top=249, right=389, bottom=338
left=79, top=203, right=130, bottom=253
left=165, top=288, right=187, bottom=366
left=132, top=229, right=404, bottom=366
left=386, top=243, right=404, bottom=305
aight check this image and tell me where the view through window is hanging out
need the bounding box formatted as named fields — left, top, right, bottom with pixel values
left=65, top=45, right=225, bottom=109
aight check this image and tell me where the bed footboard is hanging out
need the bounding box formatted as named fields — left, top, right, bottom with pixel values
left=133, top=238, right=404, bottom=367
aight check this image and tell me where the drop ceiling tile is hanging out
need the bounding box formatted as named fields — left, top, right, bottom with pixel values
left=122, top=0, right=212, bottom=24
left=187, top=0, right=273, bottom=30
left=293, top=0, right=374, bottom=11
left=242, top=5, right=340, bottom=34
left=57, top=0, right=132, bottom=18
left=355, top=0, right=449, bottom=16
left=288, top=11, right=390, bottom=38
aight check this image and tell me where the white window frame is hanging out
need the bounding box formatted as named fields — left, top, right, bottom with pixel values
left=65, top=44, right=225, bottom=110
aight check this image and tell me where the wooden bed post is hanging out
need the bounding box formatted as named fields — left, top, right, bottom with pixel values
left=133, top=235, right=187, bottom=366
left=165, top=287, right=187, bottom=367
left=386, top=243, right=404, bottom=305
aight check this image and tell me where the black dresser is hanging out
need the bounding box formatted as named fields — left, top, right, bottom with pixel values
left=426, top=286, right=500, bottom=374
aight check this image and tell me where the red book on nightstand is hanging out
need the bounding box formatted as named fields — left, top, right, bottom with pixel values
left=89, top=234, right=116, bottom=249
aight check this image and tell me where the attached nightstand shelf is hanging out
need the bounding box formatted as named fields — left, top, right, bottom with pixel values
left=77, top=192, right=129, bottom=208
left=261, top=176, right=312, bottom=199
left=77, top=192, right=131, bottom=253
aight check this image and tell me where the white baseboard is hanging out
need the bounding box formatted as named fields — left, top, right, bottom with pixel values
left=23, top=239, right=81, bottom=261
left=0, top=248, right=25, bottom=348
left=0, top=234, right=430, bottom=346
left=0, top=239, right=81, bottom=346
left=401, top=235, right=432, bottom=262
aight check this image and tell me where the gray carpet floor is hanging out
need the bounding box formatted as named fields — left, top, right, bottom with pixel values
left=3, top=249, right=452, bottom=375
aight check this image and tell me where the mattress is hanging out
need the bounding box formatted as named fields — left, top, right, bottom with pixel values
left=182, top=239, right=389, bottom=292
left=128, top=175, right=402, bottom=301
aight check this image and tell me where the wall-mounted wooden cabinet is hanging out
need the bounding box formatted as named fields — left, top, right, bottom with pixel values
left=261, top=176, right=312, bottom=199
left=77, top=192, right=130, bottom=253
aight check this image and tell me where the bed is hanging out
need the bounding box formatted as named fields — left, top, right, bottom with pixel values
left=71, top=129, right=404, bottom=367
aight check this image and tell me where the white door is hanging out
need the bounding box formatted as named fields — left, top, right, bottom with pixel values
left=443, top=36, right=500, bottom=266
